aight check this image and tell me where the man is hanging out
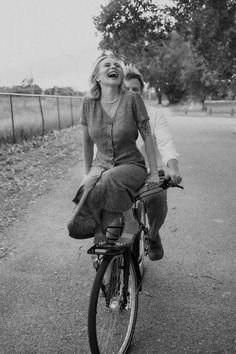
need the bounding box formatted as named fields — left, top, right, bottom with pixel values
left=124, top=70, right=182, bottom=261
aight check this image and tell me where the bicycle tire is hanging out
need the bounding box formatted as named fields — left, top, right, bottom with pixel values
left=88, top=254, right=138, bottom=354
left=132, top=230, right=148, bottom=277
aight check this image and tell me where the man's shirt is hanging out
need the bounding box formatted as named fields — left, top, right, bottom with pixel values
left=136, top=104, right=179, bottom=168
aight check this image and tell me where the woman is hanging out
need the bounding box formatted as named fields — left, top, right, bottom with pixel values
left=68, top=54, right=160, bottom=240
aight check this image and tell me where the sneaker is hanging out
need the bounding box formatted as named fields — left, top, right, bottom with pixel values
left=148, top=235, right=164, bottom=261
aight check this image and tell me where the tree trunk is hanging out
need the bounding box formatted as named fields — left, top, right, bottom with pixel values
left=155, top=87, right=162, bottom=104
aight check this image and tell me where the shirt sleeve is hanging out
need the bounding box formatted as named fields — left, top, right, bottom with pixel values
left=132, top=93, right=150, bottom=124
left=152, top=108, right=180, bottom=165
left=79, top=97, right=88, bottom=126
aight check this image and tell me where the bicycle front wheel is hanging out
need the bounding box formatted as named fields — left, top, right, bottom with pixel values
left=88, top=254, right=138, bottom=354
left=132, top=229, right=148, bottom=278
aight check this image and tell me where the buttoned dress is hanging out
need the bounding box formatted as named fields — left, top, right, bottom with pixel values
left=70, top=90, right=149, bottom=238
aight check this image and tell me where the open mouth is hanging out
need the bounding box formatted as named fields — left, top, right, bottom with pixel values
left=108, top=71, right=119, bottom=78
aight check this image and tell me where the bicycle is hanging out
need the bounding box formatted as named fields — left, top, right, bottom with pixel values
left=87, top=175, right=183, bottom=354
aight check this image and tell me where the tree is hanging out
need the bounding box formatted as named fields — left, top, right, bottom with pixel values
left=94, top=0, right=236, bottom=102
left=21, top=77, right=34, bottom=87
left=94, top=0, right=188, bottom=103
left=167, top=0, right=236, bottom=99
left=94, top=0, right=168, bottom=63
left=139, top=31, right=192, bottom=103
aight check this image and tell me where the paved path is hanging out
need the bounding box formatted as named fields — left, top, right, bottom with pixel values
left=1, top=111, right=236, bottom=353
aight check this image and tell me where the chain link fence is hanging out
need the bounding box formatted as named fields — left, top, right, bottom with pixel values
left=0, top=93, right=83, bottom=144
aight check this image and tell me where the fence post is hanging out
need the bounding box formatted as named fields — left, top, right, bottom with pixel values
left=9, top=95, right=16, bottom=144
left=38, top=96, right=45, bottom=137
left=56, top=96, right=61, bottom=130
left=70, top=97, right=74, bottom=126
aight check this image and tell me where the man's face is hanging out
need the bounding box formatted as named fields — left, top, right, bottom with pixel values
left=124, top=78, right=142, bottom=96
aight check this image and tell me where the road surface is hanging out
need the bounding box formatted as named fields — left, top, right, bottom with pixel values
left=1, top=111, right=236, bottom=353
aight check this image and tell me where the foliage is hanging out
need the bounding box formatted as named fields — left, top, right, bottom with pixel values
left=94, top=0, right=189, bottom=102
left=94, top=0, right=236, bottom=102
left=94, top=0, right=183, bottom=102
left=167, top=0, right=236, bottom=99
left=0, top=84, right=84, bottom=97
left=44, top=86, right=78, bottom=96
left=22, top=77, right=34, bottom=87
left=0, top=77, right=43, bottom=94
left=10, top=84, right=43, bottom=95
left=140, top=31, right=192, bottom=103
left=94, top=0, right=169, bottom=63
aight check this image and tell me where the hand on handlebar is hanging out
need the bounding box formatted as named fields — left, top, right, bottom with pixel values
left=145, top=172, right=161, bottom=189
left=166, top=164, right=182, bottom=186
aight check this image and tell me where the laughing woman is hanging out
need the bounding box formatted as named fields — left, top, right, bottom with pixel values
left=67, top=54, right=160, bottom=240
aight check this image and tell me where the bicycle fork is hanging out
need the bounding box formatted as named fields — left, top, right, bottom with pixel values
left=120, top=249, right=131, bottom=310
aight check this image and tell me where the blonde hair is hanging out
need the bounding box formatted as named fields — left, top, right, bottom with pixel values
left=89, top=54, right=124, bottom=99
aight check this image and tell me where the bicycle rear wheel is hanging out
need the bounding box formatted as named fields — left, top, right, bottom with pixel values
left=88, top=254, right=138, bottom=354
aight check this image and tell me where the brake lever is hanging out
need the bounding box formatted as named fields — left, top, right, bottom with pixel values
left=174, top=184, right=184, bottom=189
left=162, top=178, right=184, bottom=190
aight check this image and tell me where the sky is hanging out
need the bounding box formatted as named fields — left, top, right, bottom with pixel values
left=0, top=0, right=170, bottom=91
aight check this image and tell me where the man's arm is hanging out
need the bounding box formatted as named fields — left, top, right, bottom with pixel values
left=152, top=108, right=182, bottom=184
left=153, top=110, right=179, bottom=165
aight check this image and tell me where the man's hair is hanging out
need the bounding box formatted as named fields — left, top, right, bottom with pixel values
left=124, top=71, right=144, bottom=92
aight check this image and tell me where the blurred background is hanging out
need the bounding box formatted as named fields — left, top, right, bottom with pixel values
left=0, top=0, right=235, bottom=143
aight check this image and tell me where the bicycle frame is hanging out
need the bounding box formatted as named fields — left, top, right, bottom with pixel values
left=87, top=236, right=142, bottom=293
left=86, top=178, right=184, bottom=354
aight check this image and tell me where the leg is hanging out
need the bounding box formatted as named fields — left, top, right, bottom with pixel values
left=145, top=190, right=167, bottom=260
left=69, top=164, right=146, bottom=240
left=93, top=164, right=146, bottom=230
left=123, top=209, right=139, bottom=235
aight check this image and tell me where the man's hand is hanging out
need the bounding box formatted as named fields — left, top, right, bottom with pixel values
left=167, top=159, right=182, bottom=185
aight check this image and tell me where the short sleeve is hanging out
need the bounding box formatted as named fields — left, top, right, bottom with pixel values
left=132, top=93, right=150, bottom=124
left=79, top=97, right=88, bottom=126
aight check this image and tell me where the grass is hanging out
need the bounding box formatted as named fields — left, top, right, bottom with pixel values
left=1, top=96, right=234, bottom=145
left=147, top=99, right=236, bottom=118
left=0, top=95, right=83, bottom=144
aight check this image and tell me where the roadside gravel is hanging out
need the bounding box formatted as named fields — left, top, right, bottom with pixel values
left=0, top=126, right=83, bottom=254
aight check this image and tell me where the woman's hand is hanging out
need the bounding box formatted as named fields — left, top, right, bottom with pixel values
left=145, top=172, right=161, bottom=189
left=83, top=126, right=94, bottom=174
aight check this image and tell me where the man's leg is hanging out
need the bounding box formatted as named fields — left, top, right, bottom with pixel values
left=145, top=190, right=168, bottom=260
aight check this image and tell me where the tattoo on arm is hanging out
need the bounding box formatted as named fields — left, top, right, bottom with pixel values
left=140, top=120, right=151, bottom=136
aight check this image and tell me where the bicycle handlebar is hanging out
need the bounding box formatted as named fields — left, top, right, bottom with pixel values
left=136, top=177, right=183, bottom=201
left=160, top=177, right=184, bottom=190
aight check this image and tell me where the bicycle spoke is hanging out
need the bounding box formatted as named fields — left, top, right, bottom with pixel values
left=88, top=255, right=138, bottom=354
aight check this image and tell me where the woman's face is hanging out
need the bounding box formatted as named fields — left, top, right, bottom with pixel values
left=96, top=57, right=123, bottom=87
